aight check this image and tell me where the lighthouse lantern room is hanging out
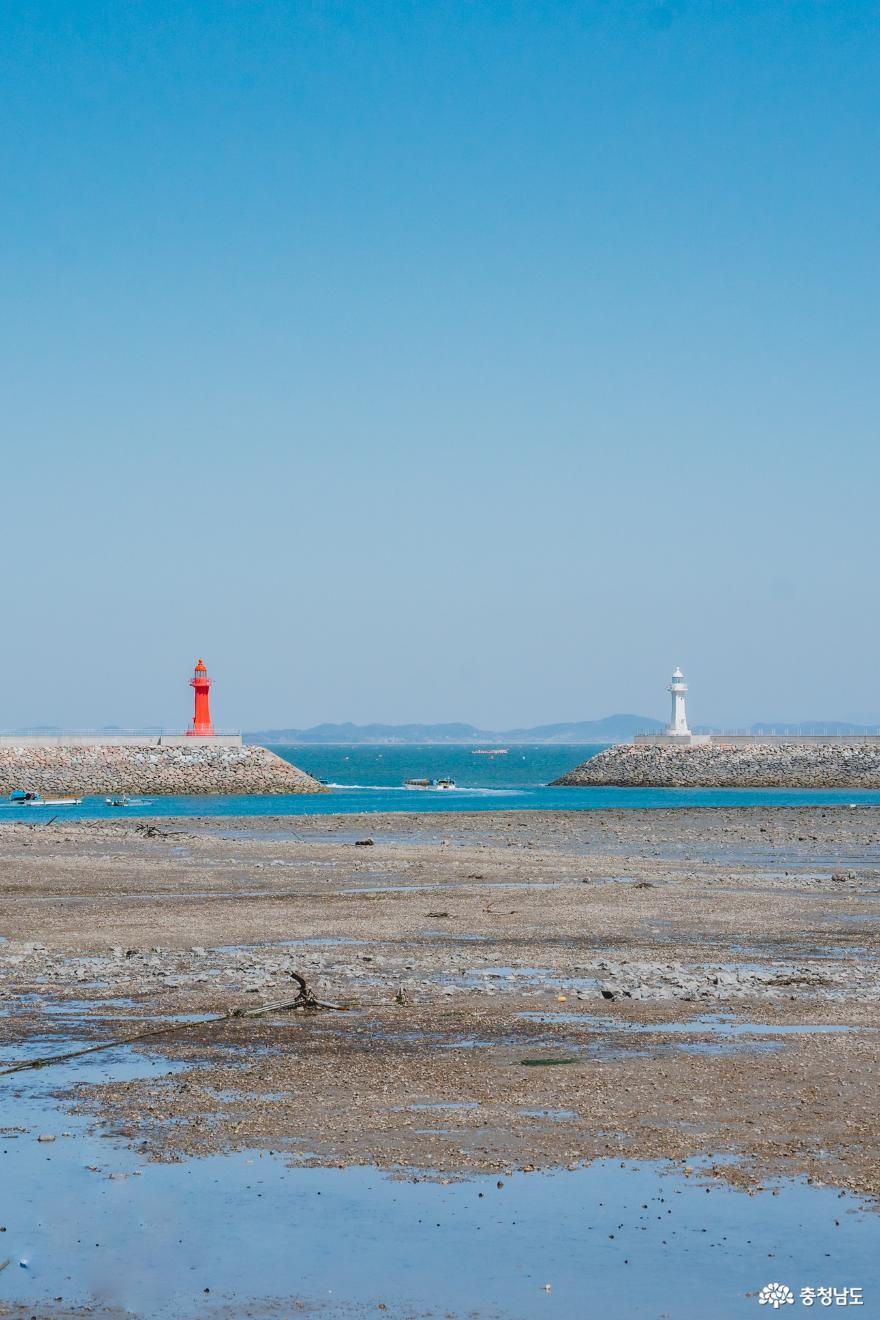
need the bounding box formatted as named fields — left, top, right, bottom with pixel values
left=666, top=667, right=691, bottom=737
left=187, top=659, right=216, bottom=737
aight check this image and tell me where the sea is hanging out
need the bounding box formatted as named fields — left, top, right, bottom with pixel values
left=4, top=743, right=880, bottom=819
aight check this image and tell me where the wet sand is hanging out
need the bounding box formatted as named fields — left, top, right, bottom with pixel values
left=1, top=807, right=879, bottom=1200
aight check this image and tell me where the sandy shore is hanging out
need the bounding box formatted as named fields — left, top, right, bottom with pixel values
left=1, top=807, right=878, bottom=1200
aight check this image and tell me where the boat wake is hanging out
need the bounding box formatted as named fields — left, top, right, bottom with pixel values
left=323, top=783, right=524, bottom=796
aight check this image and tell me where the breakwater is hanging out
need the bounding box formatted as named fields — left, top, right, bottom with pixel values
left=0, top=744, right=325, bottom=796
left=553, top=742, right=880, bottom=789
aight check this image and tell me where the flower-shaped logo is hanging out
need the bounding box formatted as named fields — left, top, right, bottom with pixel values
left=758, top=1283, right=795, bottom=1309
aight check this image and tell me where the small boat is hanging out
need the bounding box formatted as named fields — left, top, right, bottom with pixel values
left=403, top=777, right=456, bottom=789
left=21, top=795, right=82, bottom=807
left=106, top=795, right=153, bottom=807
left=471, top=748, right=509, bottom=756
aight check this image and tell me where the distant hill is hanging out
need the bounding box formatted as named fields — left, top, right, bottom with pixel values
left=244, top=715, right=880, bottom=745
left=245, top=714, right=664, bottom=746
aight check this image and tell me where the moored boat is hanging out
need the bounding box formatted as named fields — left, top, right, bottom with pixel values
left=20, top=795, right=82, bottom=806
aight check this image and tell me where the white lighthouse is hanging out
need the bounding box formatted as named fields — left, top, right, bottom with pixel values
left=666, top=667, right=691, bottom=737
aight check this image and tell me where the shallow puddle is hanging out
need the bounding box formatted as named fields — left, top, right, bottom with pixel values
left=440, top=965, right=599, bottom=992
left=0, top=1022, right=878, bottom=1317
left=519, top=1108, right=580, bottom=1121
left=405, top=1101, right=480, bottom=1112
left=216, top=936, right=368, bottom=952
left=341, top=879, right=564, bottom=895
left=518, top=1012, right=866, bottom=1037
left=280, top=935, right=368, bottom=947
left=420, top=930, right=490, bottom=941
left=2, top=1075, right=878, bottom=1318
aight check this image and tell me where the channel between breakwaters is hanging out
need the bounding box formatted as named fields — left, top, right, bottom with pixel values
left=554, top=741, right=880, bottom=788
left=0, top=743, right=325, bottom=796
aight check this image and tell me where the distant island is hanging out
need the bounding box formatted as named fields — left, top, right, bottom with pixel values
left=244, top=715, right=662, bottom=745
left=244, top=717, right=880, bottom=746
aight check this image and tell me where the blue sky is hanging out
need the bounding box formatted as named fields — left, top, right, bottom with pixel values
left=2, top=1, right=878, bottom=730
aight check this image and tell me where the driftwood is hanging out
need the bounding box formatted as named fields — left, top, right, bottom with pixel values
left=0, top=972, right=344, bottom=1078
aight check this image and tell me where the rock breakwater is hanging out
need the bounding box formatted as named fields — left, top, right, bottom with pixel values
left=0, top=744, right=325, bottom=796
left=554, top=742, right=880, bottom=788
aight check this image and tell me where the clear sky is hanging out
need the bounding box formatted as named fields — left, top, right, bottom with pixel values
left=3, top=1, right=878, bottom=732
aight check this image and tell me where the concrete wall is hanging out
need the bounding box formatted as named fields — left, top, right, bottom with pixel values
left=0, top=734, right=242, bottom=747
left=711, top=735, right=880, bottom=746
left=633, top=735, right=712, bottom=747
left=634, top=734, right=880, bottom=747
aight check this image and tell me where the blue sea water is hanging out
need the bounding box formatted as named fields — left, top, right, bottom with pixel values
left=3, top=744, right=880, bottom=819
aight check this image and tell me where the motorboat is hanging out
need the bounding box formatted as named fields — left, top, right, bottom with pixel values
left=403, top=777, right=456, bottom=789
left=106, top=795, right=153, bottom=807
left=19, top=794, right=82, bottom=806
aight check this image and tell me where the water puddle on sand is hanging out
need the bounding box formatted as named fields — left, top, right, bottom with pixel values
left=0, top=1038, right=190, bottom=1080
left=2, top=1088, right=878, bottom=1317
left=341, top=879, right=564, bottom=895
left=518, top=1012, right=866, bottom=1037
left=519, top=1108, right=579, bottom=1121
left=215, top=936, right=368, bottom=953
left=1, top=996, right=140, bottom=1021
left=438, top=966, right=600, bottom=992
left=2, top=999, right=219, bottom=1032
left=642, top=927, right=877, bottom=961
left=0, top=1025, right=878, bottom=1317
left=421, top=930, right=490, bottom=941
left=402, top=1101, right=480, bottom=1112
left=279, top=935, right=368, bottom=947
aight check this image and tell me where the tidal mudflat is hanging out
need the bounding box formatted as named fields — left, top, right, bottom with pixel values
left=1, top=807, right=879, bottom=1317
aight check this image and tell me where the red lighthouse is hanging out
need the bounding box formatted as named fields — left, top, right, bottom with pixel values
left=187, top=659, right=215, bottom=737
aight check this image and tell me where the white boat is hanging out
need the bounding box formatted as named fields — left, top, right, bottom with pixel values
left=22, top=796, right=82, bottom=807
left=403, top=777, right=456, bottom=789
left=471, top=748, right=509, bottom=756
